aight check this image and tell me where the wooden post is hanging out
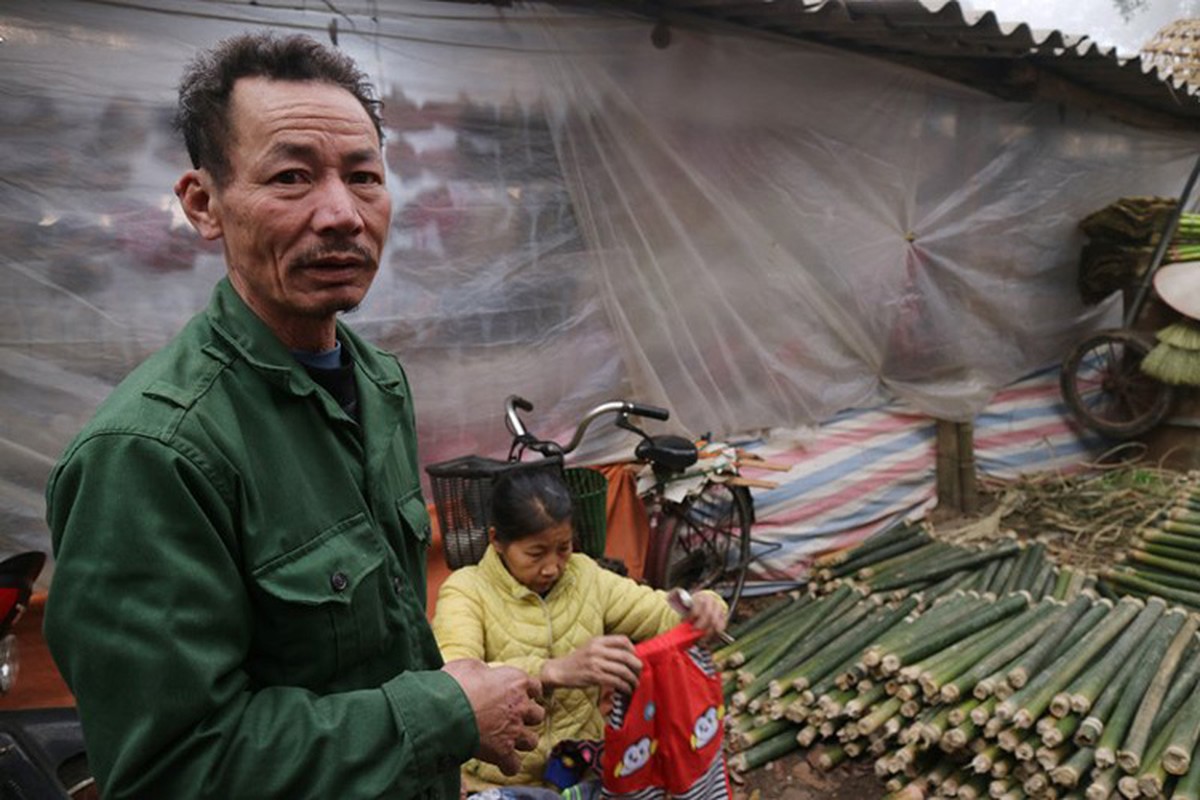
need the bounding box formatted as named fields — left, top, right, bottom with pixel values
left=957, top=421, right=977, bottom=514
left=936, top=419, right=977, bottom=513
left=936, top=420, right=961, bottom=511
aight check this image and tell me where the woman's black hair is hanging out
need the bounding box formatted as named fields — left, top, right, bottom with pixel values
left=490, top=467, right=574, bottom=544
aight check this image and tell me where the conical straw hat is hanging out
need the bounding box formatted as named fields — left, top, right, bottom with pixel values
left=1154, top=261, right=1200, bottom=319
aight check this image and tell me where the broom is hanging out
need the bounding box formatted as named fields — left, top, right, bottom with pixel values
left=1142, top=319, right=1200, bottom=386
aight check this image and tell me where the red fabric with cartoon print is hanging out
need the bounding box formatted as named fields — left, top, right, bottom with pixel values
left=600, top=622, right=729, bottom=797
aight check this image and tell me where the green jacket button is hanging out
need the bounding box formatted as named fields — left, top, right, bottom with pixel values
left=392, top=576, right=403, bottom=594
left=330, top=571, right=349, bottom=592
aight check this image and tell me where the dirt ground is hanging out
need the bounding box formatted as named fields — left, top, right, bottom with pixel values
left=730, top=752, right=883, bottom=800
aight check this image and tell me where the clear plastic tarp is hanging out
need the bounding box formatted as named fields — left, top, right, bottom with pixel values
left=2, top=0, right=1197, bottom=581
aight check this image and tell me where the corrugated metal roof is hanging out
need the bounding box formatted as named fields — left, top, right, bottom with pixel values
left=619, top=0, right=1200, bottom=128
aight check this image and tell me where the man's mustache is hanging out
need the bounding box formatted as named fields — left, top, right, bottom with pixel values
left=289, top=242, right=377, bottom=271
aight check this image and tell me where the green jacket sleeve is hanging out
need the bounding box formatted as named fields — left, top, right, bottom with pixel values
left=44, top=435, right=476, bottom=800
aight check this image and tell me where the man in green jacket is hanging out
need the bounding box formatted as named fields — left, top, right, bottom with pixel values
left=43, top=32, right=543, bottom=799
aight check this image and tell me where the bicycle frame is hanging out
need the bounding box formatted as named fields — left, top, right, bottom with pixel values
left=502, top=396, right=754, bottom=612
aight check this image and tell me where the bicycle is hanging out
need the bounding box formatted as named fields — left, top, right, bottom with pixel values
left=426, top=396, right=755, bottom=614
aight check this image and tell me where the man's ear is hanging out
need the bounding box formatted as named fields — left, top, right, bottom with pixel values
left=174, top=169, right=223, bottom=240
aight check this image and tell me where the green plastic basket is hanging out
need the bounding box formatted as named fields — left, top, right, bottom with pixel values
left=564, top=467, right=608, bottom=559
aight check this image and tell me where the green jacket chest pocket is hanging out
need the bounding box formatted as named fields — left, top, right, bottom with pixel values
left=250, top=513, right=388, bottom=687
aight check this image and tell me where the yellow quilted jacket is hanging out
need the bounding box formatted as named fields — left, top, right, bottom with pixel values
left=432, top=546, right=694, bottom=789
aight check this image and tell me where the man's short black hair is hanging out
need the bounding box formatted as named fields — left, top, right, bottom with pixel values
left=173, top=32, right=384, bottom=185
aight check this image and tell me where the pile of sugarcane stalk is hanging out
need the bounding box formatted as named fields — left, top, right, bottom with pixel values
left=1102, top=488, right=1200, bottom=612
left=720, top=520, right=1200, bottom=799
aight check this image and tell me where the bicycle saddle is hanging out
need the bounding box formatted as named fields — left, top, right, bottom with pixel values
left=635, top=434, right=698, bottom=472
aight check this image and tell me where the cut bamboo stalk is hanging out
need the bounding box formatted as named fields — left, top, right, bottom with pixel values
left=864, top=591, right=985, bottom=669
left=1162, top=653, right=1200, bottom=775
left=736, top=584, right=859, bottom=685
left=1121, top=564, right=1200, bottom=594
left=1149, top=639, right=1200, bottom=735
left=879, top=592, right=1030, bottom=678
left=844, top=682, right=888, bottom=718
left=722, top=589, right=806, bottom=642
left=1127, top=548, right=1200, bottom=580
left=1049, top=745, right=1094, bottom=788
left=812, top=521, right=924, bottom=570
left=1005, top=595, right=1102, bottom=692
left=1173, top=735, right=1200, bottom=800
left=1137, top=539, right=1200, bottom=564
left=1075, top=622, right=1166, bottom=748
left=1132, top=677, right=1198, bottom=796
left=737, top=590, right=866, bottom=706
left=1052, top=567, right=1074, bottom=601
left=1116, top=611, right=1199, bottom=775
left=914, top=601, right=1043, bottom=699
left=1139, top=529, right=1200, bottom=553
left=1040, top=714, right=1079, bottom=749
left=857, top=696, right=903, bottom=737
left=971, top=696, right=999, bottom=727
left=788, top=598, right=920, bottom=694
left=718, top=592, right=823, bottom=668
left=1085, top=765, right=1119, bottom=800
left=915, top=568, right=976, bottom=608
left=940, top=599, right=1064, bottom=703
left=841, top=532, right=935, bottom=580
left=971, top=743, right=1004, bottom=774
left=1102, top=568, right=1200, bottom=610
left=1022, top=770, right=1050, bottom=797
left=1093, top=610, right=1187, bottom=768
left=733, top=717, right=796, bottom=751
left=753, top=594, right=871, bottom=699
left=1002, top=596, right=1143, bottom=729
left=1056, top=596, right=1166, bottom=716
left=869, top=540, right=1021, bottom=593
left=728, top=726, right=802, bottom=773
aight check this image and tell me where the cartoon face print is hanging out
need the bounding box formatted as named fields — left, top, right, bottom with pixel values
left=614, top=736, right=656, bottom=777
left=690, top=705, right=722, bottom=750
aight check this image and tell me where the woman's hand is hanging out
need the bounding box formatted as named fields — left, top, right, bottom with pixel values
left=671, top=588, right=728, bottom=637
left=541, top=634, right=642, bottom=695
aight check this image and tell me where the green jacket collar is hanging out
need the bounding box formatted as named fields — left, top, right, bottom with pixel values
left=204, top=277, right=407, bottom=400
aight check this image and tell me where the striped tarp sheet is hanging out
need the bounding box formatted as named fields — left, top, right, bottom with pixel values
left=736, top=367, right=1111, bottom=581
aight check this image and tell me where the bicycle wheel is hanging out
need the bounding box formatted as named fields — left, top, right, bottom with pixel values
left=644, top=481, right=753, bottom=614
left=1059, top=329, right=1174, bottom=439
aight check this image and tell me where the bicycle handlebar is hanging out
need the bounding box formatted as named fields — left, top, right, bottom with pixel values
left=504, top=395, right=670, bottom=456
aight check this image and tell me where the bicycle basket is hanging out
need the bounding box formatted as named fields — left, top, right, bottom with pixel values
left=426, top=455, right=563, bottom=569
left=564, top=467, right=608, bottom=559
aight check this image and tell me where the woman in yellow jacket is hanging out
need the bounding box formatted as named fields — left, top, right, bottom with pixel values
left=431, top=467, right=727, bottom=794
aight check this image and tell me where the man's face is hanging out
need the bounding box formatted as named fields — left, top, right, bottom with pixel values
left=202, top=77, right=391, bottom=341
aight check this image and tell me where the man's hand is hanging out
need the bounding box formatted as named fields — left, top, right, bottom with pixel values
left=540, top=634, right=642, bottom=695
left=442, top=659, right=545, bottom=776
